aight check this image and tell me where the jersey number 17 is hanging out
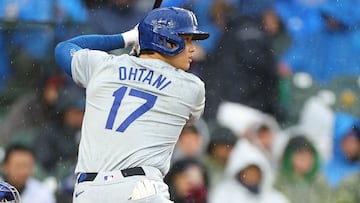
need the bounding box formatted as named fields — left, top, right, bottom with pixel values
left=105, top=86, right=158, bottom=132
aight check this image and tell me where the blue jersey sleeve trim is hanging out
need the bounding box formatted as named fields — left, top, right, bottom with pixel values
left=54, top=34, right=125, bottom=77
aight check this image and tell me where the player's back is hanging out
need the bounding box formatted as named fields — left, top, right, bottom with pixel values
left=71, top=50, right=205, bottom=175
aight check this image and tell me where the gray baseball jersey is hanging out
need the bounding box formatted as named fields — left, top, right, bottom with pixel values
left=71, top=49, right=205, bottom=176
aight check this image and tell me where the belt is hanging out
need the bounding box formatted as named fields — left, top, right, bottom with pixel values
left=77, top=167, right=146, bottom=183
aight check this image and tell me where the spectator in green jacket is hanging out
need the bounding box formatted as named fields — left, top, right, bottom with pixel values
left=274, top=135, right=332, bottom=203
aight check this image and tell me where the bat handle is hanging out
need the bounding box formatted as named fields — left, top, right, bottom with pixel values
left=152, top=0, right=163, bottom=9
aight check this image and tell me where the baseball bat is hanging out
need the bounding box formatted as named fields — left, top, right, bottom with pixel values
left=152, top=0, right=163, bottom=9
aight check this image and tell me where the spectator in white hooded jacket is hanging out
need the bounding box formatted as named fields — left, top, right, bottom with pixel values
left=209, top=139, right=289, bottom=203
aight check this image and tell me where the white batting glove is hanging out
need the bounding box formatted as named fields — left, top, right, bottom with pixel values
left=129, top=179, right=157, bottom=200
left=122, top=24, right=139, bottom=49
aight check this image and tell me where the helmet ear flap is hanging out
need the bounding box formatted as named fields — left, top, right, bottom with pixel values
left=155, top=28, right=185, bottom=55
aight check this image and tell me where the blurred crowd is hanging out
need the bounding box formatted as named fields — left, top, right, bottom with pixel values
left=0, top=0, right=360, bottom=203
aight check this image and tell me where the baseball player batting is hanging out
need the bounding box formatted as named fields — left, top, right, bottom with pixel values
left=54, top=6, right=209, bottom=203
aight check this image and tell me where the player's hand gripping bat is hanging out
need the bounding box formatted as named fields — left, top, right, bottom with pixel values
left=130, top=0, right=163, bottom=56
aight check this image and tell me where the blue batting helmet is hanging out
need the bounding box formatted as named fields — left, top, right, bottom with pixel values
left=0, top=181, right=21, bottom=203
left=139, top=7, right=209, bottom=56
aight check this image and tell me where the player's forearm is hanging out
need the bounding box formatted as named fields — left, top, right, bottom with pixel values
left=55, top=28, right=138, bottom=76
left=63, top=27, right=138, bottom=51
left=67, top=34, right=126, bottom=51
left=55, top=34, right=126, bottom=57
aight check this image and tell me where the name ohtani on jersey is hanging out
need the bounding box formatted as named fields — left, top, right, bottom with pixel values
left=118, top=66, right=172, bottom=91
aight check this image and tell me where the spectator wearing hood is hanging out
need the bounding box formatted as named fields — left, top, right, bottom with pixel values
left=323, top=112, right=360, bottom=189
left=275, top=135, right=332, bottom=203
left=209, top=140, right=289, bottom=203
left=242, top=117, right=282, bottom=169
left=279, top=0, right=360, bottom=84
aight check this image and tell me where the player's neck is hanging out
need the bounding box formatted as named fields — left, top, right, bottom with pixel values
left=139, top=52, right=184, bottom=70
left=139, top=52, right=163, bottom=60
left=139, top=53, right=171, bottom=65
